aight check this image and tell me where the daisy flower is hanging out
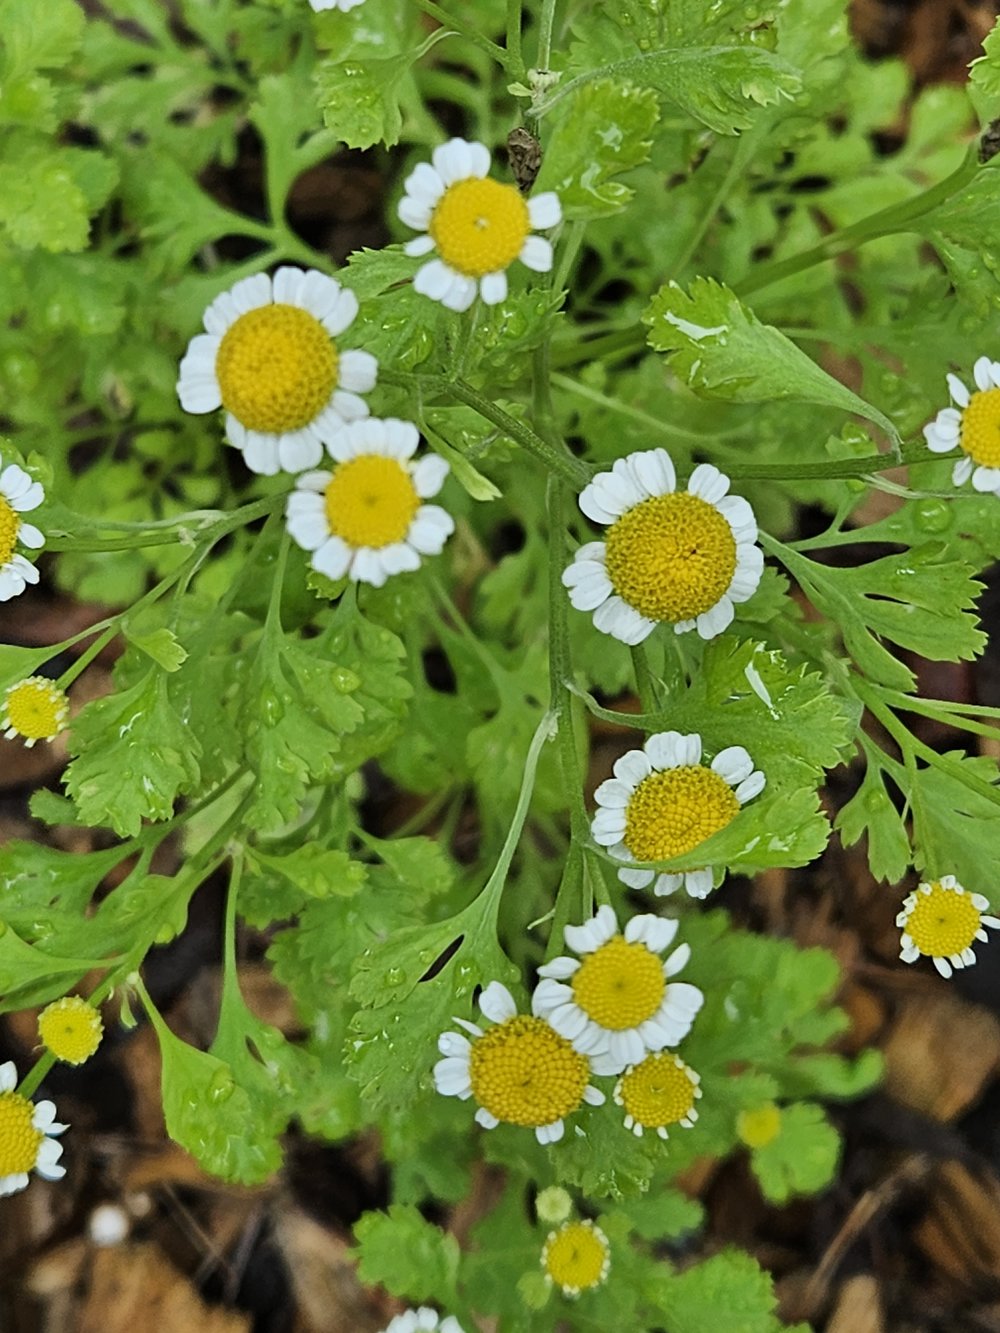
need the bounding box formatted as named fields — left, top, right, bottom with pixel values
left=379, top=1312, right=464, bottom=1333
left=0, top=1062, right=68, bottom=1196
left=923, top=356, right=1000, bottom=494
left=0, top=459, right=44, bottom=601
left=541, top=1219, right=611, bottom=1298
left=398, top=138, right=561, bottom=312
left=38, top=997, right=104, bottom=1066
left=1, top=677, right=69, bottom=748
left=533, top=905, right=703, bottom=1073
left=592, top=731, right=765, bottom=899
left=614, top=1051, right=702, bottom=1140
left=176, top=267, right=377, bottom=476
left=562, top=448, right=763, bottom=644
left=433, top=981, right=609, bottom=1145
left=897, top=874, right=1000, bottom=979
left=285, top=417, right=454, bottom=586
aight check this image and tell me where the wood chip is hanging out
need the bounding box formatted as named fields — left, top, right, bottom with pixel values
left=826, top=1274, right=885, bottom=1333
left=882, top=991, right=1000, bottom=1120
left=79, top=1243, right=250, bottom=1333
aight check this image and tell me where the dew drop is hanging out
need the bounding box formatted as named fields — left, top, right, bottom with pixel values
left=914, top=498, right=952, bottom=534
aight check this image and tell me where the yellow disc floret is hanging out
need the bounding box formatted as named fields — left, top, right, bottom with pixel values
left=542, top=1220, right=610, bottom=1295
left=571, top=936, right=666, bottom=1030
left=616, top=1052, right=700, bottom=1133
left=0, top=495, right=21, bottom=565
left=904, top=880, right=982, bottom=957
left=737, top=1102, right=782, bottom=1149
left=324, top=455, right=420, bottom=549
left=215, top=304, right=338, bottom=434
left=604, top=492, right=737, bottom=623
left=469, top=1016, right=591, bottom=1128
left=3, top=677, right=69, bottom=743
left=624, top=765, right=740, bottom=863
left=0, top=1091, right=43, bottom=1176
left=960, top=388, right=1000, bottom=468
left=38, top=997, right=104, bottom=1066
left=429, top=178, right=530, bottom=278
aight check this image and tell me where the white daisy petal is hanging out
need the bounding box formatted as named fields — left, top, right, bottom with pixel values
left=527, top=192, right=562, bottom=230
left=480, top=271, right=508, bottom=305
left=519, top=235, right=554, bottom=273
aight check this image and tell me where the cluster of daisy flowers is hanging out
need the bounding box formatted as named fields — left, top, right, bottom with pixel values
left=172, top=137, right=562, bottom=588
left=0, top=998, right=103, bottom=1199
left=434, top=905, right=704, bottom=1145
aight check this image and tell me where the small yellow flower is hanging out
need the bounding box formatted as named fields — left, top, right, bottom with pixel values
left=563, top=449, right=763, bottom=643
left=38, top=997, right=104, bottom=1065
left=541, top=1219, right=611, bottom=1298
left=923, top=357, right=1000, bottom=494
left=176, top=267, right=377, bottom=476
left=2, top=676, right=69, bottom=747
left=534, top=905, right=703, bottom=1072
left=614, top=1051, right=702, bottom=1139
left=434, top=982, right=606, bottom=1144
left=0, top=459, right=45, bottom=602
left=737, top=1102, right=782, bottom=1149
left=0, top=1061, right=68, bottom=1196
left=592, top=730, right=765, bottom=899
left=285, top=418, right=453, bottom=586
left=398, top=138, right=561, bottom=311
left=897, top=874, right=1000, bottom=978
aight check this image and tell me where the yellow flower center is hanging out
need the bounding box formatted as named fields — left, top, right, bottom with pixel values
left=0, top=495, right=21, bottom=566
left=542, top=1221, right=610, bottom=1293
left=737, top=1102, right=782, bottom=1149
left=429, top=177, right=530, bottom=278
left=571, top=936, right=665, bottom=1030
left=604, top=492, right=737, bottom=623
left=324, top=454, right=420, bottom=549
left=215, top=304, right=338, bottom=434
left=617, top=1052, right=699, bottom=1130
left=469, top=1015, right=591, bottom=1128
left=960, top=388, right=1000, bottom=468
left=624, top=765, right=740, bottom=863
left=4, top=677, right=68, bottom=742
left=0, top=1091, right=43, bottom=1176
left=905, top=881, right=982, bottom=957
left=38, top=997, right=104, bottom=1066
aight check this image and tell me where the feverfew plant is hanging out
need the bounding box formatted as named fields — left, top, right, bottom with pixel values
left=2, top=0, right=1000, bottom=1327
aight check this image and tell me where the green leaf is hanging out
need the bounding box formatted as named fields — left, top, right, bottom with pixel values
left=644, top=278, right=902, bottom=448
left=621, top=1189, right=704, bottom=1242
left=64, top=668, right=202, bottom=836
left=776, top=541, right=985, bottom=691
left=0, top=0, right=85, bottom=75
left=911, top=752, right=1000, bottom=906
left=0, top=924, right=107, bottom=1012
left=748, top=1103, right=841, bottom=1205
left=151, top=1012, right=282, bottom=1185
left=835, top=756, right=911, bottom=884
left=608, top=45, right=801, bottom=135
left=124, top=626, right=188, bottom=672
left=535, top=79, right=659, bottom=220
left=655, top=1248, right=788, bottom=1333
left=314, top=1, right=420, bottom=150
left=916, top=164, right=1000, bottom=316
left=969, top=17, right=1000, bottom=129
left=0, top=135, right=118, bottom=253
left=354, top=1205, right=460, bottom=1304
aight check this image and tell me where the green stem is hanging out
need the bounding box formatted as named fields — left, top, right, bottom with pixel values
left=630, top=644, right=660, bottom=713
left=735, top=150, right=980, bottom=298
left=413, top=0, right=510, bottom=68
left=506, top=0, right=524, bottom=78
left=536, top=0, right=558, bottom=69
left=379, top=369, right=589, bottom=487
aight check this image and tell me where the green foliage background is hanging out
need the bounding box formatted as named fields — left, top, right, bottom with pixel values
left=2, top=0, right=1000, bottom=1327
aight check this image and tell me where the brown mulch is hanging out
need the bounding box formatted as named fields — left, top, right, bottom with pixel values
left=5, top=2, right=1000, bottom=1330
